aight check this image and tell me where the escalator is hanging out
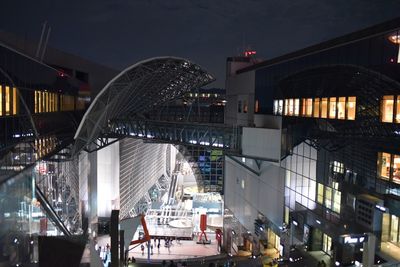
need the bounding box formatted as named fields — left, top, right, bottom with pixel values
left=35, top=185, right=71, bottom=236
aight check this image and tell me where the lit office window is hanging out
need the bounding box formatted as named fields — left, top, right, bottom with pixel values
left=306, top=98, right=313, bottom=117
left=243, top=100, right=248, bottom=113
left=12, top=87, right=17, bottom=115
left=325, top=187, right=332, bottom=209
left=333, top=161, right=344, bottom=174
left=284, top=99, right=289, bottom=115
left=381, top=95, right=394, bottom=123
left=288, top=99, right=294, bottom=116
left=337, top=97, right=346, bottom=119
left=273, top=100, right=278, bottom=115
left=301, top=99, right=306, bottom=116
left=333, top=190, right=341, bottom=213
left=321, top=98, right=328, bottom=118
left=393, top=154, right=400, bottom=184
left=378, top=152, right=391, bottom=181
left=313, top=98, right=320, bottom=118
left=278, top=100, right=283, bottom=115
left=347, top=96, right=356, bottom=120
left=317, top=183, right=324, bottom=204
left=5, top=86, right=10, bottom=115
left=329, top=97, right=337, bottom=119
left=294, top=99, right=300, bottom=116
left=391, top=215, right=399, bottom=243
left=397, top=96, right=400, bottom=123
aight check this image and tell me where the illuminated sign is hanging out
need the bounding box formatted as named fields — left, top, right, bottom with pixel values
left=342, top=234, right=368, bottom=244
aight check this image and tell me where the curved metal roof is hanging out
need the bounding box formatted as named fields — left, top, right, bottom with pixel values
left=73, top=57, right=215, bottom=154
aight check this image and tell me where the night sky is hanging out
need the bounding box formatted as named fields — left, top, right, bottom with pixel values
left=1, top=1, right=400, bottom=88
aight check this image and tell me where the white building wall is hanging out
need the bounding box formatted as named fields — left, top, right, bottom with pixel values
left=97, top=141, right=120, bottom=218
left=225, top=157, right=285, bottom=232
left=225, top=71, right=255, bottom=126
left=241, top=127, right=282, bottom=161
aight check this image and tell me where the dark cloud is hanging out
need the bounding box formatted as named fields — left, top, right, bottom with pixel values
left=1, top=0, right=399, bottom=88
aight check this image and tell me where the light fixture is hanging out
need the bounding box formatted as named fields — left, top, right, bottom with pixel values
left=316, top=219, right=321, bottom=225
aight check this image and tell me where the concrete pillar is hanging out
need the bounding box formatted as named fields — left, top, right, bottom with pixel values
left=362, top=233, right=376, bottom=267
left=110, top=210, right=119, bottom=267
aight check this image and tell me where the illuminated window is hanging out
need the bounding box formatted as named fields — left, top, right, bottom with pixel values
left=284, top=99, right=289, bottom=115
left=12, top=87, right=17, bottom=115
left=278, top=100, right=283, bottom=115
left=273, top=100, right=278, bottom=115
left=391, top=215, right=399, bottom=243
left=337, top=97, right=346, bottom=119
left=317, top=183, right=324, bottom=204
left=301, top=99, right=306, bottom=116
left=5, top=86, right=10, bottom=115
left=397, top=96, right=400, bottom=123
left=243, top=100, right=248, bottom=113
left=313, top=98, right=320, bottom=118
left=0, top=85, right=2, bottom=116
left=333, top=161, right=344, bottom=174
left=255, top=100, right=259, bottom=113
left=322, top=234, right=332, bottom=255
left=321, top=98, right=328, bottom=118
left=306, top=98, right=313, bottom=117
left=294, top=99, right=300, bottom=116
left=378, top=152, right=391, bottom=181
left=288, top=99, right=294, bottom=116
left=329, top=97, right=337, bottom=119
left=393, top=154, right=400, bottom=184
left=325, top=187, right=332, bottom=209
left=381, top=95, right=394, bottom=123
left=347, top=96, right=356, bottom=120
left=333, top=190, right=341, bottom=213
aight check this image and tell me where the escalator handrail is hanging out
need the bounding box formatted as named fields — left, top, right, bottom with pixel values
left=35, top=185, right=72, bottom=236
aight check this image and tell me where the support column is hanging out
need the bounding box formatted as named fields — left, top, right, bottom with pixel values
left=362, top=233, right=376, bottom=267
left=111, top=210, right=119, bottom=267
left=119, top=230, right=124, bottom=266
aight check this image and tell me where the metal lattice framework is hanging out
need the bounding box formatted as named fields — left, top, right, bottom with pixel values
left=109, top=118, right=241, bottom=153
left=73, top=57, right=215, bottom=154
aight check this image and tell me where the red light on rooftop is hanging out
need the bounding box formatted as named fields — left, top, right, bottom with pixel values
left=244, top=50, right=256, bottom=57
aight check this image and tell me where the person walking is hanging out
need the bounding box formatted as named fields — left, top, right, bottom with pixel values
left=157, top=242, right=161, bottom=254
left=150, top=244, right=154, bottom=255
left=141, top=244, right=145, bottom=256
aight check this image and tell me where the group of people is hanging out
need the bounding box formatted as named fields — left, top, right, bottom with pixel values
left=139, top=237, right=180, bottom=256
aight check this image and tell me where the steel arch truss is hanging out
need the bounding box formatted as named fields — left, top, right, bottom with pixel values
left=73, top=57, right=215, bottom=155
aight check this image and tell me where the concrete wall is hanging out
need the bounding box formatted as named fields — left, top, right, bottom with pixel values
left=224, top=156, right=285, bottom=233
left=225, top=70, right=255, bottom=126
left=97, top=141, right=120, bottom=218
left=241, top=127, right=282, bottom=161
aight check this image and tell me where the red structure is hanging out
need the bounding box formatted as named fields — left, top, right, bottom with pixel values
left=198, top=214, right=208, bottom=241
